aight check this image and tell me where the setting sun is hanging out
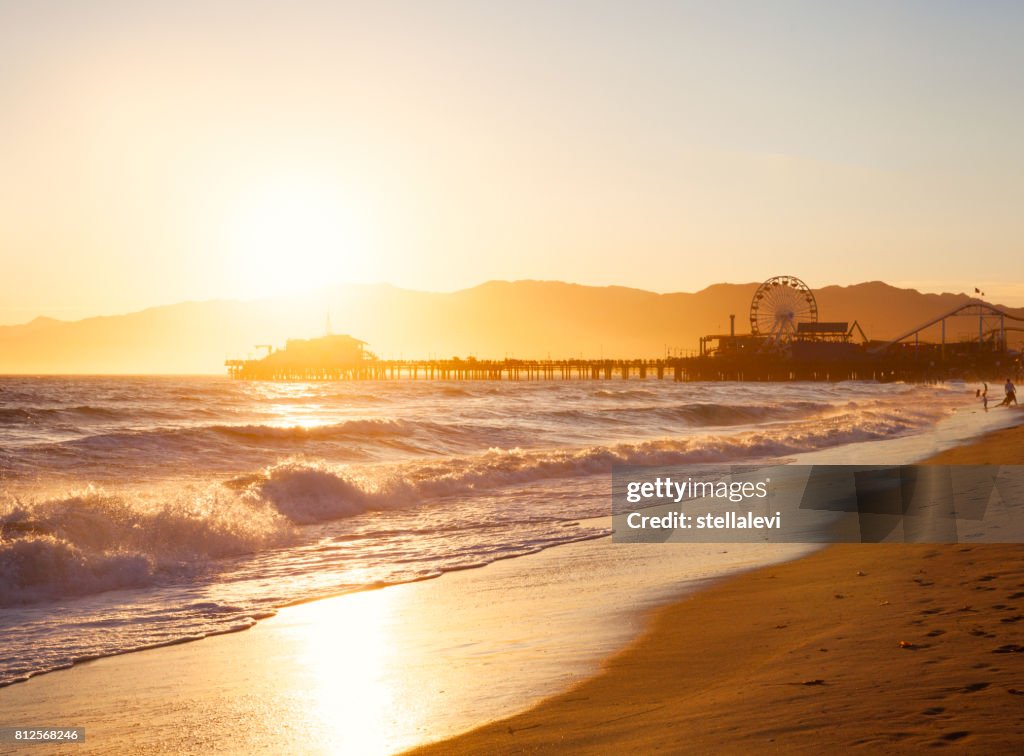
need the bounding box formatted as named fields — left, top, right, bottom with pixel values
left=222, top=178, right=372, bottom=298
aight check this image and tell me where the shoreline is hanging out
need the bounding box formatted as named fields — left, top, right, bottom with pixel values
left=0, top=527, right=810, bottom=754
left=1, top=413, right=1020, bottom=753
left=409, top=423, right=1024, bottom=754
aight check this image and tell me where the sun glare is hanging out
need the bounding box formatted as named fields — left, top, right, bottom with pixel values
left=223, top=180, right=371, bottom=298
left=288, top=589, right=404, bottom=754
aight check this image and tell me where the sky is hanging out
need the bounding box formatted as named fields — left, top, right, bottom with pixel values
left=3, top=0, right=1024, bottom=324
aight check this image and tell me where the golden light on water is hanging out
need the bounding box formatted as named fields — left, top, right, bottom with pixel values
left=253, top=385, right=337, bottom=431
left=284, top=590, right=417, bottom=755
left=265, top=408, right=330, bottom=430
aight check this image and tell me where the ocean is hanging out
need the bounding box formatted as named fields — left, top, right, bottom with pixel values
left=0, top=376, right=1004, bottom=687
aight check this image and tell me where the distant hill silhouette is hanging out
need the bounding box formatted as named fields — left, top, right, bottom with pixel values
left=1, top=280, right=1019, bottom=374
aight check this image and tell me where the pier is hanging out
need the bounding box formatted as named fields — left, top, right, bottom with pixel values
left=225, top=353, right=1011, bottom=383
left=225, top=279, right=1023, bottom=384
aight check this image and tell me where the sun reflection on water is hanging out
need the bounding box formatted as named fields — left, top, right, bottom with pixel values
left=283, top=589, right=423, bottom=755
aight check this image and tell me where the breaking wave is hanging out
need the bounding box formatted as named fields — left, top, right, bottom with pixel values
left=0, top=488, right=291, bottom=607
left=239, top=403, right=928, bottom=524
left=0, top=402, right=926, bottom=607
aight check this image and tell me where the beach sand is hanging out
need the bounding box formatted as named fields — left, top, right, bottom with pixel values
left=410, top=426, right=1024, bottom=754
left=413, top=543, right=1024, bottom=754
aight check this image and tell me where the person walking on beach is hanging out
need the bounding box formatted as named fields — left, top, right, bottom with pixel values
left=1004, top=378, right=1017, bottom=407
left=981, top=382, right=989, bottom=412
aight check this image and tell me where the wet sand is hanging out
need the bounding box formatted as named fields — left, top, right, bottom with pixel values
left=410, top=425, right=1024, bottom=754
left=0, top=535, right=807, bottom=755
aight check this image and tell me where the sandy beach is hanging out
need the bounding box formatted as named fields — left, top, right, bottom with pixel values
left=411, top=424, right=1024, bottom=754
left=414, top=543, right=1024, bottom=754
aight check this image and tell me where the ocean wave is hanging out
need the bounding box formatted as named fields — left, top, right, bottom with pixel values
left=437, top=386, right=475, bottom=397
left=592, top=388, right=657, bottom=399
left=212, top=417, right=462, bottom=444
left=0, top=397, right=938, bottom=606
left=0, top=405, right=123, bottom=425
left=551, top=400, right=833, bottom=428
left=0, top=407, right=33, bottom=423
left=232, top=406, right=925, bottom=525
left=0, top=488, right=291, bottom=606
left=104, top=416, right=476, bottom=445
left=665, top=400, right=831, bottom=426
left=246, top=462, right=388, bottom=523
left=41, top=417, right=464, bottom=459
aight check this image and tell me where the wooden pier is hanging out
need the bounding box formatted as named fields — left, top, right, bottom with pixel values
left=225, top=323, right=1020, bottom=383
left=226, top=358, right=686, bottom=382
left=225, top=352, right=1012, bottom=383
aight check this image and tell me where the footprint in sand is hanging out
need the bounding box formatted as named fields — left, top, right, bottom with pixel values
left=959, top=682, right=990, bottom=693
left=937, top=731, right=970, bottom=742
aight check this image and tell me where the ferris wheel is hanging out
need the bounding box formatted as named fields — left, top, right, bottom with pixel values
left=749, top=275, right=818, bottom=343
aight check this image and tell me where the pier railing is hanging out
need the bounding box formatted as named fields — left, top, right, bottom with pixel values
left=226, top=352, right=1016, bottom=383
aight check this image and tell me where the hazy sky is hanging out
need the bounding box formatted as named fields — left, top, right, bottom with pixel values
left=3, top=1, right=1024, bottom=323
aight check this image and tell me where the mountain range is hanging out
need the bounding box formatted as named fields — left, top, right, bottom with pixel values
left=1, top=280, right=1018, bottom=374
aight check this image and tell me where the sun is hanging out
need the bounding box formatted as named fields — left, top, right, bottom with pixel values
left=222, top=179, right=371, bottom=298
